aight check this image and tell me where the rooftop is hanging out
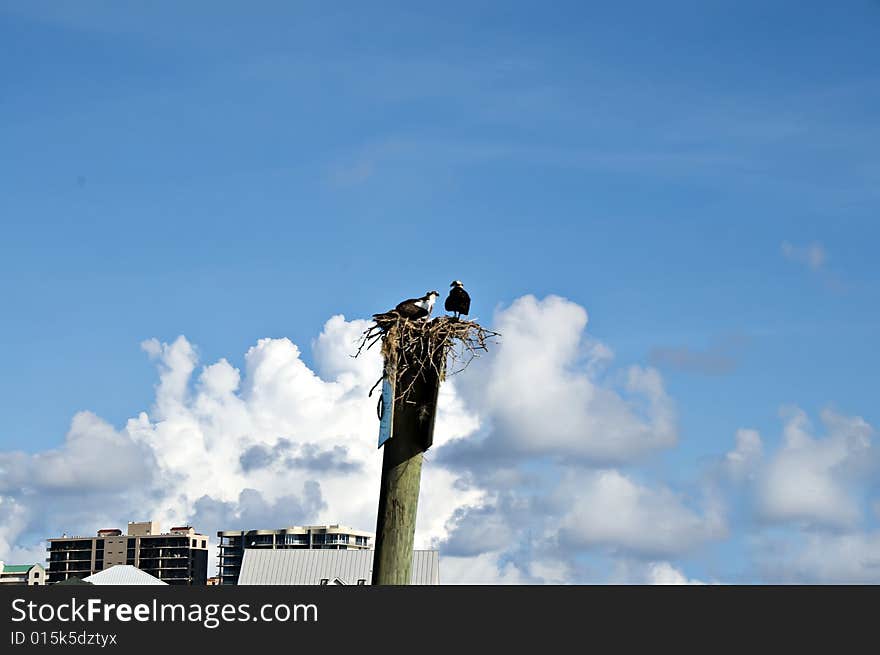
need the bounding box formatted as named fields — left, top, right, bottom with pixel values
left=1, top=564, right=37, bottom=573
left=83, top=565, right=168, bottom=586
left=219, top=524, right=372, bottom=537
left=238, top=549, right=439, bottom=585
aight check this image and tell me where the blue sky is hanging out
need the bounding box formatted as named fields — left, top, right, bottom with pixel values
left=1, top=2, right=879, bottom=583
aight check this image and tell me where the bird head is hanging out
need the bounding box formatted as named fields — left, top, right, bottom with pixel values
left=450, top=280, right=463, bottom=287
left=427, top=290, right=440, bottom=298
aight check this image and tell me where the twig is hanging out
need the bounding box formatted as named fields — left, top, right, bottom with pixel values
left=354, top=315, right=500, bottom=404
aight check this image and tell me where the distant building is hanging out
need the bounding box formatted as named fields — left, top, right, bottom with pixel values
left=83, top=565, right=167, bottom=586
left=47, top=521, right=209, bottom=585
left=0, top=562, right=46, bottom=586
left=217, top=524, right=372, bottom=585
left=237, top=549, right=439, bottom=585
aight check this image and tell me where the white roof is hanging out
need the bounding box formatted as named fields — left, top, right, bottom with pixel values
left=83, top=565, right=168, bottom=585
left=238, top=549, right=439, bottom=585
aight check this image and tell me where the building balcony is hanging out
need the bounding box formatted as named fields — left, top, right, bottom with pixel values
left=46, top=544, right=92, bottom=553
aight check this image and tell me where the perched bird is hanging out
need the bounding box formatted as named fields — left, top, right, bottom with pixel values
left=374, top=291, right=440, bottom=322
left=444, top=280, right=471, bottom=319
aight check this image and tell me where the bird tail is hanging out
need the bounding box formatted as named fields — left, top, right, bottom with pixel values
left=372, top=310, right=399, bottom=323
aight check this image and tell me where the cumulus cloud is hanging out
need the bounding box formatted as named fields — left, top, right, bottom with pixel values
left=604, top=558, right=712, bottom=584
left=754, top=408, right=873, bottom=529
left=3, top=294, right=874, bottom=583
left=190, top=485, right=327, bottom=534
left=0, top=315, right=481, bottom=574
left=439, top=553, right=532, bottom=585
left=445, top=295, right=677, bottom=465
left=724, top=429, right=763, bottom=481
left=755, top=532, right=880, bottom=584
left=0, top=294, right=700, bottom=583
left=721, top=408, right=875, bottom=530
left=428, top=296, right=722, bottom=579
left=719, top=408, right=879, bottom=582
left=0, top=411, right=154, bottom=494
left=239, top=440, right=361, bottom=474
left=557, top=470, right=725, bottom=558
left=645, top=562, right=709, bottom=585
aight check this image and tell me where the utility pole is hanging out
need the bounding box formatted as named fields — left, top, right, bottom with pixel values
left=371, top=330, right=442, bottom=585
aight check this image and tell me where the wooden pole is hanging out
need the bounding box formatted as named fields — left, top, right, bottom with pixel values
left=372, top=329, right=442, bottom=585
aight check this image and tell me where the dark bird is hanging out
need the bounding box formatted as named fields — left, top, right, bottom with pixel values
left=373, top=291, right=440, bottom=322
left=444, top=280, right=471, bottom=319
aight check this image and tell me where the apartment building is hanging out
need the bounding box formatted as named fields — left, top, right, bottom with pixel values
left=217, top=524, right=372, bottom=585
left=47, top=521, right=209, bottom=585
left=0, top=562, right=46, bottom=586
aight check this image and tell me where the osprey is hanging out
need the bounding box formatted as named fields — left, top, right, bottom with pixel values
left=373, top=291, right=440, bottom=322
left=444, top=280, right=471, bottom=319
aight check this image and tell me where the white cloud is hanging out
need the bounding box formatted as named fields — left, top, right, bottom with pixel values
left=4, top=295, right=874, bottom=583
left=440, top=548, right=575, bottom=584
left=721, top=408, right=875, bottom=530
left=720, top=408, right=879, bottom=583
left=606, top=558, right=711, bottom=584
left=0, top=411, right=154, bottom=495
left=0, top=294, right=691, bottom=582
left=440, top=553, right=531, bottom=584
left=756, top=532, right=880, bottom=584
left=755, top=408, right=873, bottom=529
left=646, top=562, right=708, bottom=585
left=430, top=296, right=717, bottom=577
left=724, top=428, right=763, bottom=481
left=0, top=316, right=482, bottom=571
left=557, top=470, right=725, bottom=558
left=453, top=294, right=677, bottom=464
left=0, top=497, right=30, bottom=563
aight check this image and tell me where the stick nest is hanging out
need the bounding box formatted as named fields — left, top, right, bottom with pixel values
left=355, top=315, right=500, bottom=403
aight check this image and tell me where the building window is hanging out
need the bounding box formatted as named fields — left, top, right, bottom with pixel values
left=201, top=540, right=206, bottom=548
left=357, top=579, right=366, bottom=585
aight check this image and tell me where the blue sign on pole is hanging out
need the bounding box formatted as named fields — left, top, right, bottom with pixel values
left=378, top=376, right=395, bottom=448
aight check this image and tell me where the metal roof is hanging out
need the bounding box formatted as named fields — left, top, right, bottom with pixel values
left=2, top=564, right=37, bottom=573
left=238, top=549, right=439, bottom=585
left=83, top=565, right=168, bottom=586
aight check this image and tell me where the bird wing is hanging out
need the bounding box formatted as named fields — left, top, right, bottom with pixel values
left=446, top=287, right=471, bottom=314
left=395, top=297, right=421, bottom=312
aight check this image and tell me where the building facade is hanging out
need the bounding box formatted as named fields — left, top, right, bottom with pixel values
left=217, top=524, right=372, bottom=585
left=0, top=562, right=46, bottom=586
left=47, top=521, right=209, bottom=585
